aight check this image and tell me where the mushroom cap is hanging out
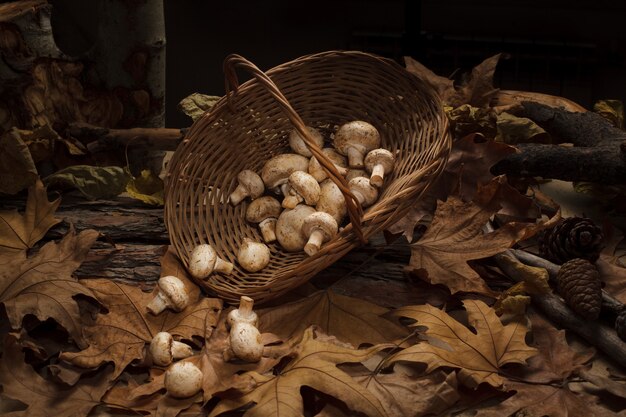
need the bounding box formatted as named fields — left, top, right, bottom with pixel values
left=188, top=244, right=217, bottom=279
left=230, top=322, right=263, bottom=362
left=157, top=276, right=189, bottom=311
left=149, top=332, right=174, bottom=366
left=348, top=177, right=378, bottom=207
left=345, top=169, right=369, bottom=182
left=302, top=212, right=338, bottom=241
left=261, top=154, right=309, bottom=189
left=287, top=171, right=320, bottom=205
left=364, top=149, right=395, bottom=172
left=316, top=179, right=347, bottom=225
left=308, top=148, right=348, bottom=182
left=237, top=238, right=271, bottom=272
left=275, top=204, right=316, bottom=252
left=333, top=121, right=381, bottom=156
left=236, top=170, right=264, bottom=199
left=288, top=126, right=324, bottom=157
left=245, top=196, right=282, bottom=223
left=164, top=361, right=203, bottom=398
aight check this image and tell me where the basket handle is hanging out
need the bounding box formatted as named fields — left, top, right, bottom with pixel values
left=223, top=54, right=365, bottom=243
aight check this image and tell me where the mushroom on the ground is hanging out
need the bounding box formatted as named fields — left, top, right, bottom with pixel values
left=245, top=196, right=282, bottom=243
left=188, top=244, right=233, bottom=279
left=229, top=170, right=264, bottom=206
left=316, top=179, right=347, bottom=225
left=302, top=212, right=338, bottom=256
left=164, top=361, right=203, bottom=398
left=237, top=238, right=271, bottom=272
left=333, top=121, right=381, bottom=168
left=261, top=153, right=309, bottom=194
left=227, top=296, right=263, bottom=363
left=348, top=177, right=379, bottom=208
left=149, top=332, right=193, bottom=366
left=282, top=171, right=320, bottom=209
left=364, top=148, right=395, bottom=187
left=275, top=204, right=316, bottom=252
left=146, top=276, right=189, bottom=315
left=289, top=126, right=324, bottom=157
left=308, top=148, right=348, bottom=182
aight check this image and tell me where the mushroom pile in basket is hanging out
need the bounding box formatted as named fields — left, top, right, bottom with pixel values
left=188, top=120, right=395, bottom=278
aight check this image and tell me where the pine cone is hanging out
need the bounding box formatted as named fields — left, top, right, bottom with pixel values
left=556, top=258, right=602, bottom=320
left=616, top=309, right=626, bottom=341
left=539, top=217, right=604, bottom=265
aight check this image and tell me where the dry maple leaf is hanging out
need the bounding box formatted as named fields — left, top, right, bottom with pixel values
left=0, top=178, right=60, bottom=256
left=390, top=299, right=537, bottom=388
left=0, top=335, right=112, bottom=417
left=257, top=289, right=408, bottom=347
left=60, top=278, right=222, bottom=379
left=208, top=326, right=390, bottom=417
left=0, top=228, right=98, bottom=347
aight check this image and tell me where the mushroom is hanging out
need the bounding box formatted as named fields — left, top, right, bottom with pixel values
left=345, top=168, right=369, bottom=182
left=333, top=121, right=381, bottom=168
left=229, top=170, right=264, bottom=206
left=302, top=212, right=338, bottom=256
left=237, top=238, right=271, bottom=272
left=227, top=296, right=263, bottom=363
left=308, top=148, right=348, bottom=182
left=245, top=196, right=282, bottom=243
left=146, top=276, right=189, bottom=315
left=282, top=171, right=320, bottom=209
left=316, top=179, right=347, bottom=225
left=261, top=153, right=309, bottom=193
left=348, top=177, right=379, bottom=208
left=149, top=332, right=193, bottom=366
left=227, top=295, right=259, bottom=328
left=288, top=126, right=324, bottom=157
left=275, top=204, right=316, bottom=252
left=364, top=149, right=395, bottom=187
left=164, top=361, right=203, bottom=398
left=188, top=244, right=234, bottom=279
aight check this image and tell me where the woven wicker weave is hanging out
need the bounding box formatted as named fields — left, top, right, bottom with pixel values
left=164, top=51, right=451, bottom=304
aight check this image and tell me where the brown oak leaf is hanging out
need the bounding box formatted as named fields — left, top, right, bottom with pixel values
left=0, top=178, right=60, bottom=256
left=0, top=335, right=113, bottom=417
left=208, top=327, right=390, bottom=417
left=390, top=299, right=537, bottom=388
left=0, top=228, right=98, bottom=347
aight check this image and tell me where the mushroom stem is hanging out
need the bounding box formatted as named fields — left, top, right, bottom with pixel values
left=347, top=147, right=365, bottom=168
left=171, top=341, right=194, bottom=359
left=238, top=296, right=255, bottom=318
left=229, top=184, right=248, bottom=206
left=214, top=258, right=234, bottom=274
left=370, top=164, right=386, bottom=187
left=146, top=293, right=167, bottom=315
left=305, top=230, right=325, bottom=256
left=258, top=218, right=277, bottom=242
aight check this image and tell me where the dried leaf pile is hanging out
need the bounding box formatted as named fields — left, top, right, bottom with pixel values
left=2, top=55, right=626, bottom=417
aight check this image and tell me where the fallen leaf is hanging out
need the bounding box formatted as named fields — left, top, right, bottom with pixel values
left=494, top=294, right=530, bottom=316
left=580, top=367, right=626, bottom=399
left=496, top=111, right=550, bottom=144
left=258, top=289, right=408, bottom=347
left=597, top=255, right=626, bottom=303
left=0, top=127, right=38, bottom=194
left=446, top=104, right=497, bottom=140
left=404, top=57, right=455, bottom=102
left=44, top=165, right=131, bottom=200
left=178, top=93, right=220, bottom=121
left=208, top=327, right=390, bottom=417
left=451, top=53, right=504, bottom=108
left=390, top=300, right=537, bottom=388
left=0, top=335, right=113, bottom=417
left=60, top=279, right=222, bottom=379
left=0, top=228, right=98, bottom=346
left=0, top=178, right=60, bottom=256
left=126, top=169, right=164, bottom=206
left=594, top=99, right=624, bottom=129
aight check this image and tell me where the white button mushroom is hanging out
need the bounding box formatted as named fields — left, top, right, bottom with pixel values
left=164, top=361, right=203, bottom=398
left=288, top=126, right=324, bottom=157
left=245, top=196, right=282, bottom=243
left=308, top=148, right=349, bottom=182
left=364, top=148, right=395, bottom=187
left=333, top=121, right=381, bottom=168
left=237, top=238, right=271, bottom=272
left=188, top=244, right=234, bottom=280
left=302, top=212, right=338, bottom=256
left=316, top=179, right=347, bottom=225
left=260, top=153, right=309, bottom=193
left=282, top=171, right=321, bottom=209
left=227, top=296, right=263, bottom=363
left=275, top=204, right=316, bottom=252
left=348, top=177, right=379, bottom=208
left=149, top=332, right=193, bottom=367
left=345, top=168, right=369, bottom=182
left=229, top=170, right=264, bottom=206
left=226, top=295, right=258, bottom=328
left=146, top=276, right=189, bottom=315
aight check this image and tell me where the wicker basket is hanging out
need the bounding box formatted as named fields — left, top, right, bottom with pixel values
left=164, top=51, right=451, bottom=304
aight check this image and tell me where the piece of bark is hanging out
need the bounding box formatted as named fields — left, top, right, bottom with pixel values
left=493, top=90, right=587, bottom=114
